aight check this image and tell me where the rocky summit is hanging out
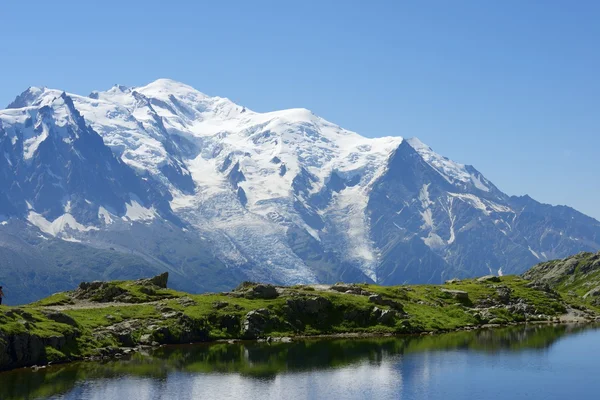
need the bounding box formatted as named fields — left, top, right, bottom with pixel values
left=1, top=80, right=599, bottom=304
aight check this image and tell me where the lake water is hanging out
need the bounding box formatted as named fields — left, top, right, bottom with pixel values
left=1, top=324, right=599, bottom=400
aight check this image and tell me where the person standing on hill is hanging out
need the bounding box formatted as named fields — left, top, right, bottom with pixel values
left=0, top=286, right=4, bottom=305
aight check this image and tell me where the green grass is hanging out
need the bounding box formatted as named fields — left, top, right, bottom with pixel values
left=0, top=269, right=595, bottom=372
left=31, top=293, right=74, bottom=307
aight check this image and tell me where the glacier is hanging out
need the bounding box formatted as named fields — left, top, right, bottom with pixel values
left=1, top=78, right=599, bottom=304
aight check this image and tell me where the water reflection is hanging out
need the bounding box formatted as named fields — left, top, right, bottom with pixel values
left=0, top=324, right=596, bottom=400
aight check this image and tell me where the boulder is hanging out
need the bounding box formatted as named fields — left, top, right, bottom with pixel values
left=525, top=281, right=559, bottom=297
left=245, top=284, right=279, bottom=300
left=445, top=278, right=461, bottom=284
left=495, top=286, right=512, bottom=304
left=286, top=296, right=332, bottom=315
left=331, top=283, right=353, bottom=293
left=242, top=309, right=272, bottom=338
left=233, top=282, right=279, bottom=299
left=212, top=301, right=229, bottom=309
left=148, top=272, right=169, bottom=289
left=343, top=308, right=372, bottom=326
left=372, top=307, right=397, bottom=325
left=139, top=334, right=152, bottom=345
left=477, top=275, right=501, bottom=283
left=73, top=282, right=127, bottom=302
left=217, top=314, right=240, bottom=333
left=440, top=289, right=469, bottom=301
left=177, top=296, right=197, bottom=307
left=368, top=294, right=404, bottom=312
left=42, top=312, right=78, bottom=327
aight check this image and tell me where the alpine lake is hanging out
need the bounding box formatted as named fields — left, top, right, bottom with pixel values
left=1, top=323, right=598, bottom=400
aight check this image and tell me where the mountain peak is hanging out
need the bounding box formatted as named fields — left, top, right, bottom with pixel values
left=137, top=78, right=211, bottom=99
left=7, top=86, right=47, bottom=109
left=1, top=80, right=599, bottom=302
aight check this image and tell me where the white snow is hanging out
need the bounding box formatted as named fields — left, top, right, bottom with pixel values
left=528, top=246, right=541, bottom=260
left=407, top=137, right=492, bottom=192
left=422, top=232, right=445, bottom=249
left=471, top=173, right=491, bottom=192
left=98, top=207, right=114, bottom=225
left=418, top=184, right=435, bottom=230
left=27, top=212, right=98, bottom=237
left=0, top=78, right=531, bottom=284
left=0, top=92, right=80, bottom=161
left=124, top=201, right=156, bottom=222
left=448, top=193, right=512, bottom=216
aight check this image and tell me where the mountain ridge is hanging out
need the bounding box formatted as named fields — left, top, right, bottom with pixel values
left=1, top=79, right=599, bottom=304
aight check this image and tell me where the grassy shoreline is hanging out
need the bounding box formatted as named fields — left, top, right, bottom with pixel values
left=2, top=259, right=600, bottom=372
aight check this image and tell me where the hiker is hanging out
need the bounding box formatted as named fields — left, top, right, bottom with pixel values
left=0, top=286, right=3, bottom=305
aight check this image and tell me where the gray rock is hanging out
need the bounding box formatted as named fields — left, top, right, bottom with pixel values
left=43, top=312, right=78, bottom=327
left=139, top=334, right=152, bottom=345
left=286, top=296, right=332, bottom=315
left=148, top=272, right=169, bottom=289
left=477, top=275, right=501, bottom=283
left=372, top=307, right=397, bottom=325
left=242, top=309, right=273, bottom=338
left=368, top=294, right=404, bottom=311
left=495, top=286, right=512, bottom=304
left=245, top=284, right=279, bottom=300
left=212, top=301, right=229, bottom=309
left=177, top=296, right=197, bottom=307
left=440, top=289, right=469, bottom=301
left=331, top=284, right=353, bottom=292
left=218, top=314, right=240, bottom=332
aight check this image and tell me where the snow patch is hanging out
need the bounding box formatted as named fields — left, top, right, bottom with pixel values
left=471, top=173, right=490, bottom=192
left=124, top=201, right=156, bottom=222
left=27, top=212, right=98, bottom=237
left=528, top=246, right=541, bottom=260
left=98, top=207, right=114, bottom=225
left=422, top=232, right=445, bottom=249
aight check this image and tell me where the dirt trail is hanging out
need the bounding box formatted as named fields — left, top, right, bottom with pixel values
left=44, top=300, right=161, bottom=312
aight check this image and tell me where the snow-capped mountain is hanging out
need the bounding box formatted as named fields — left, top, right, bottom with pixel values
left=1, top=79, right=599, bottom=304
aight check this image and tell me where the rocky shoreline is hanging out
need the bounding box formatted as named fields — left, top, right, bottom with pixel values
left=2, top=259, right=600, bottom=373
left=17, top=317, right=600, bottom=374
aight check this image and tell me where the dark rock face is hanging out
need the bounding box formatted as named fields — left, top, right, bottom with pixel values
left=365, top=140, right=600, bottom=285
left=372, top=307, right=398, bottom=325
left=286, top=296, right=332, bottom=315
left=244, top=284, right=278, bottom=300
left=368, top=294, right=405, bottom=312
left=0, top=325, right=79, bottom=371
left=241, top=309, right=274, bottom=339
left=74, top=282, right=127, bottom=303
left=0, top=94, right=176, bottom=226
left=147, top=272, right=169, bottom=289
left=233, top=283, right=279, bottom=300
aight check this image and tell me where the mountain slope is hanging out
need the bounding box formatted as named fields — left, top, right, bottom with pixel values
left=523, top=251, right=600, bottom=303
left=1, top=79, right=599, bottom=303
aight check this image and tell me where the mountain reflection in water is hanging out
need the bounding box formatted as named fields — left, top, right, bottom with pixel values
left=0, top=324, right=598, bottom=400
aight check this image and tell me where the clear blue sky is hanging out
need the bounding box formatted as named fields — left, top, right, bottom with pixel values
left=2, top=1, right=599, bottom=219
